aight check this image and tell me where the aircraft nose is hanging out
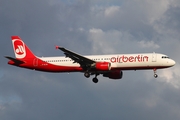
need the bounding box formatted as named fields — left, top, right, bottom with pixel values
left=170, top=59, right=176, bottom=66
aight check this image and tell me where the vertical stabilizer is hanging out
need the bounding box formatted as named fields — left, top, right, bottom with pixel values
left=11, top=36, right=36, bottom=59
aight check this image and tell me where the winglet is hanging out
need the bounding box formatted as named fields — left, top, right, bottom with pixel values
left=55, top=45, right=60, bottom=49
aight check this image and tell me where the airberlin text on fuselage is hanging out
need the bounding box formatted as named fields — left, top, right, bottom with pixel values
left=110, top=55, right=149, bottom=63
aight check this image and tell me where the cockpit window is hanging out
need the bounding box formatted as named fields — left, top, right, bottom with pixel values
left=162, top=56, right=169, bottom=59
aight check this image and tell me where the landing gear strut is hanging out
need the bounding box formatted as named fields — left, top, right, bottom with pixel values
left=153, top=68, right=158, bottom=78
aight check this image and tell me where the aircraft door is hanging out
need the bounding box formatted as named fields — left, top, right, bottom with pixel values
left=152, top=53, right=157, bottom=62
left=33, top=58, right=38, bottom=66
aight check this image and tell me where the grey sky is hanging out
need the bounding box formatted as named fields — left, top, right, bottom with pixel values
left=0, top=0, right=180, bottom=120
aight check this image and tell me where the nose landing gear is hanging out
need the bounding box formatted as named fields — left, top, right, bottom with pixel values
left=154, top=74, right=158, bottom=78
left=153, top=68, right=158, bottom=78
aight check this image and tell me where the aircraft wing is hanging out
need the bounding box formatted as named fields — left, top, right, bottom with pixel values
left=56, top=46, right=95, bottom=65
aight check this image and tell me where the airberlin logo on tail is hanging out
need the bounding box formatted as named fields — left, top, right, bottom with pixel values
left=13, top=39, right=26, bottom=59
left=15, top=45, right=24, bottom=55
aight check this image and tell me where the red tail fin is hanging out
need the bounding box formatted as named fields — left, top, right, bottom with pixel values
left=12, top=36, right=36, bottom=59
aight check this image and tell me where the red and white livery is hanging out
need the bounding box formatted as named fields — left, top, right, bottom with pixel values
left=6, top=36, right=176, bottom=83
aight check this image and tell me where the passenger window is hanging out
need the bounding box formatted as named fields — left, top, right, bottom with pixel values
left=162, top=56, right=169, bottom=59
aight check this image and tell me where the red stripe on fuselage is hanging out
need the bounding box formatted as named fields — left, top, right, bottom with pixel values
left=8, top=58, right=83, bottom=72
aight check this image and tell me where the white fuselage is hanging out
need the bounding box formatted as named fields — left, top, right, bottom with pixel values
left=37, top=53, right=175, bottom=71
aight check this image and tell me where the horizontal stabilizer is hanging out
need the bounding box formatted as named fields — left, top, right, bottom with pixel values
left=5, top=56, right=24, bottom=64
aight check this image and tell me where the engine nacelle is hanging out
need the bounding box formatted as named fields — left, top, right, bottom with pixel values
left=103, top=70, right=123, bottom=79
left=95, top=62, right=111, bottom=71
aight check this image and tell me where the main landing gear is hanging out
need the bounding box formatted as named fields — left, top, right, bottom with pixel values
left=84, top=72, right=99, bottom=83
left=92, top=74, right=99, bottom=83
left=153, top=68, right=158, bottom=78
left=92, top=77, right=98, bottom=83
left=84, top=71, right=90, bottom=78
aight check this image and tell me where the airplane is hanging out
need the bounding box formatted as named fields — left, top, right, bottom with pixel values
left=5, top=36, right=176, bottom=83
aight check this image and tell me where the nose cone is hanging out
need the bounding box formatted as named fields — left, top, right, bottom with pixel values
left=170, top=59, right=176, bottom=66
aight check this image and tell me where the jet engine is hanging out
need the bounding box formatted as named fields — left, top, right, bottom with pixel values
left=103, top=70, right=123, bottom=79
left=94, top=62, right=111, bottom=71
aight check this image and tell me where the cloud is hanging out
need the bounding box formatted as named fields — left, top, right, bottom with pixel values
left=158, top=63, right=180, bottom=89
left=104, top=6, right=121, bottom=17
left=88, top=28, right=129, bottom=54
left=139, top=40, right=160, bottom=49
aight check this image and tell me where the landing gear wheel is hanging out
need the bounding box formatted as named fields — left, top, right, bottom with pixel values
left=154, top=74, right=158, bottom=78
left=153, top=68, right=158, bottom=78
left=92, top=78, right=98, bottom=83
left=84, top=72, right=90, bottom=78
